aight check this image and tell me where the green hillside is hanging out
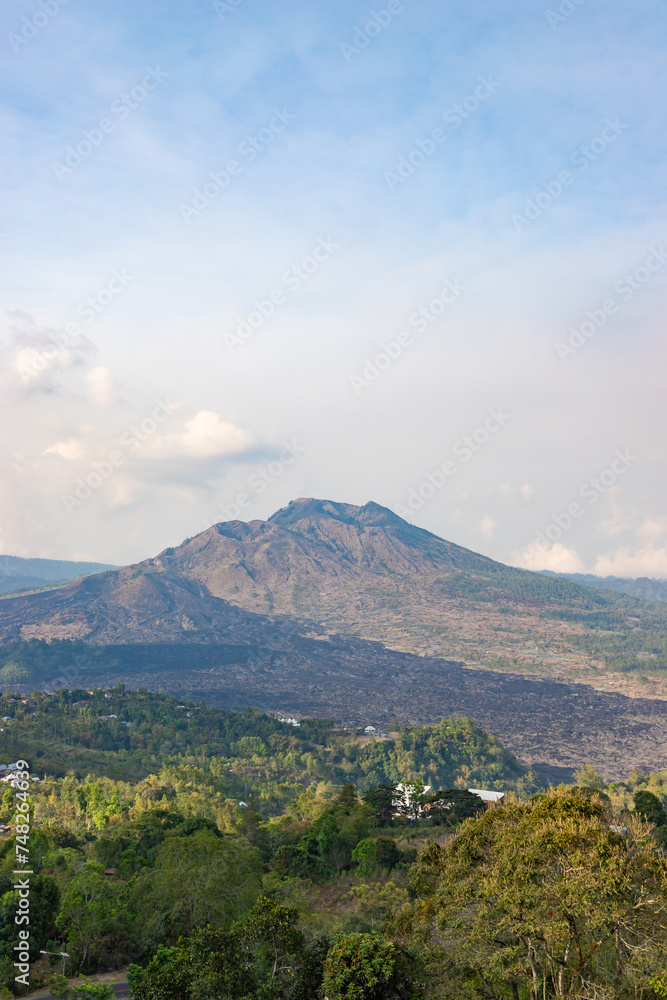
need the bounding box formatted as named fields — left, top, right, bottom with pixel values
left=0, top=687, right=535, bottom=797
left=0, top=688, right=664, bottom=998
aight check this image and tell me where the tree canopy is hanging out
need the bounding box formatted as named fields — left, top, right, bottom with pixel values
left=408, top=788, right=667, bottom=999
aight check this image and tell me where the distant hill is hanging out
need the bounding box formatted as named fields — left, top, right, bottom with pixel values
left=0, top=554, right=117, bottom=595
left=540, top=571, right=667, bottom=605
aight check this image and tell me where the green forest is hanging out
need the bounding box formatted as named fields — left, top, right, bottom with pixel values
left=0, top=683, right=536, bottom=792
left=0, top=688, right=666, bottom=999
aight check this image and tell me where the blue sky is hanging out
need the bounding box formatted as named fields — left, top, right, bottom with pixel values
left=1, top=0, right=666, bottom=575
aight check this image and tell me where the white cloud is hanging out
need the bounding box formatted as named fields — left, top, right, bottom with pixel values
left=495, top=484, right=535, bottom=504
left=12, top=345, right=65, bottom=387
left=599, top=502, right=631, bottom=537
left=592, top=547, right=667, bottom=579
left=107, top=481, right=136, bottom=509
left=480, top=516, right=495, bottom=538
left=590, top=516, right=667, bottom=578
left=3, top=311, right=97, bottom=395
left=85, top=367, right=115, bottom=407
left=140, top=411, right=255, bottom=460
left=637, top=516, right=667, bottom=544
left=44, top=438, right=86, bottom=461
left=510, top=542, right=586, bottom=574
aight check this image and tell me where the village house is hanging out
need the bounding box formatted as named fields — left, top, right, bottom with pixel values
left=468, top=788, right=505, bottom=805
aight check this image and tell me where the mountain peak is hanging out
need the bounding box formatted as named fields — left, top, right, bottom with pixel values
left=268, top=497, right=407, bottom=530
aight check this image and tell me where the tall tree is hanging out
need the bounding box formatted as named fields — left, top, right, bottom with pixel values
left=132, top=829, right=261, bottom=945
left=132, top=926, right=255, bottom=1000
left=409, top=789, right=667, bottom=999
left=56, top=863, right=117, bottom=967
left=238, top=895, right=303, bottom=988
left=363, top=785, right=397, bottom=825
left=321, top=932, right=420, bottom=1000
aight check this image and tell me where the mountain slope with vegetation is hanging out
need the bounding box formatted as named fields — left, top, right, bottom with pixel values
left=0, top=688, right=535, bottom=794
left=541, top=569, right=667, bottom=604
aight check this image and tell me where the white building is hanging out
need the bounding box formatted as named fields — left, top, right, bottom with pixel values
left=393, top=782, right=433, bottom=818
left=468, top=788, right=505, bottom=804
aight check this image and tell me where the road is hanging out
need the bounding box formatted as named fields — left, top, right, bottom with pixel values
left=26, top=975, right=129, bottom=1000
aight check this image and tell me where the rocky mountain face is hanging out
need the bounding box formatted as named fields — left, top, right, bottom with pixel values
left=0, top=497, right=657, bottom=665
left=2, top=498, right=667, bottom=780
left=3, top=496, right=664, bottom=664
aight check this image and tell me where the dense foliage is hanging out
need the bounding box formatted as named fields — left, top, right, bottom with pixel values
left=321, top=932, right=420, bottom=1000
left=0, top=689, right=665, bottom=998
left=573, top=626, right=667, bottom=675
left=402, top=788, right=667, bottom=999
left=0, top=687, right=537, bottom=794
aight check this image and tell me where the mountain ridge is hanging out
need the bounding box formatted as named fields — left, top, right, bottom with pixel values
left=541, top=570, right=667, bottom=605
left=0, top=554, right=118, bottom=596
left=0, top=498, right=656, bottom=655
left=2, top=498, right=667, bottom=778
